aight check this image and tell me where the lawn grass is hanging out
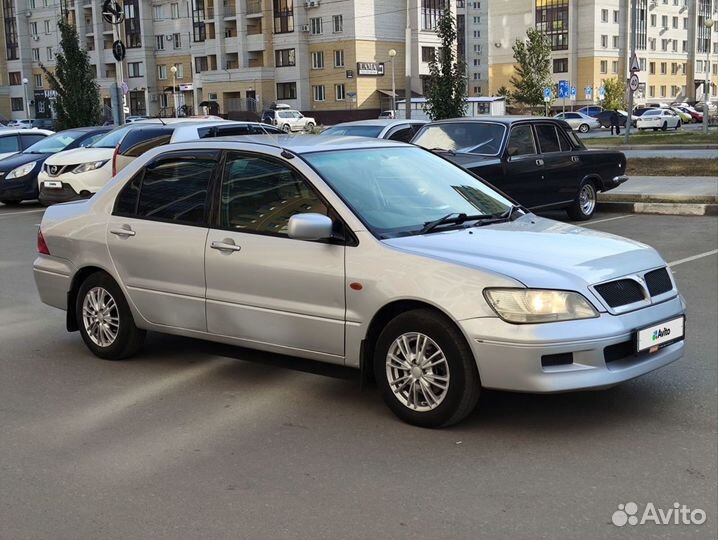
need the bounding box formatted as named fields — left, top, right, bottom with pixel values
left=626, top=158, right=718, bottom=177
left=584, top=130, right=718, bottom=146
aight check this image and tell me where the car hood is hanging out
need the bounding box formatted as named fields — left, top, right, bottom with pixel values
left=43, top=147, right=114, bottom=165
left=0, top=152, right=51, bottom=171
left=383, top=215, right=666, bottom=296
left=435, top=152, right=500, bottom=169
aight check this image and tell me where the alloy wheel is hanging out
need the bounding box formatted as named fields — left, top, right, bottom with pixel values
left=82, top=287, right=120, bottom=347
left=579, top=183, right=596, bottom=216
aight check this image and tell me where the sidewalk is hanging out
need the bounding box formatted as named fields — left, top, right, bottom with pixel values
left=598, top=176, right=718, bottom=216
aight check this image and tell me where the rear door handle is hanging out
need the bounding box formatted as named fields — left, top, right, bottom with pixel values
left=110, top=226, right=135, bottom=237
left=535, top=159, right=544, bottom=166
left=210, top=240, right=241, bottom=252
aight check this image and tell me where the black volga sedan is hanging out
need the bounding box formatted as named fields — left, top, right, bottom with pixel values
left=411, top=117, right=628, bottom=220
left=0, top=126, right=111, bottom=205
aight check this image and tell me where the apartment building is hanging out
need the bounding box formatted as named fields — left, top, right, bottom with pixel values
left=457, top=0, right=718, bottom=105
left=1, top=0, right=451, bottom=121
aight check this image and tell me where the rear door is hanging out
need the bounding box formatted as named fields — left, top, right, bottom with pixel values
left=502, top=123, right=543, bottom=207
left=533, top=123, right=580, bottom=207
left=106, top=151, right=219, bottom=331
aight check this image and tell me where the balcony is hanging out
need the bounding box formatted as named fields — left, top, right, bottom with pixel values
left=247, top=0, right=262, bottom=16
left=247, top=19, right=262, bottom=36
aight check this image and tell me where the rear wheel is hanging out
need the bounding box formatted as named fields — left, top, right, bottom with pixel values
left=661, top=121, right=668, bottom=131
left=675, top=120, right=681, bottom=130
left=567, top=180, right=597, bottom=221
left=76, top=272, right=145, bottom=360
left=578, top=123, right=590, bottom=133
left=304, top=122, right=315, bottom=133
left=374, top=309, right=480, bottom=428
left=281, top=124, right=291, bottom=133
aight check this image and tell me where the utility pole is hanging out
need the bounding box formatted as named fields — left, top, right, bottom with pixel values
left=704, top=18, right=714, bottom=134
left=624, top=0, right=636, bottom=143
left=404, top=0, right=412, bottom=119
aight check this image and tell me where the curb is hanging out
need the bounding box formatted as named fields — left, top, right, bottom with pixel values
left=599, top=193, right=718, bottom=204
left=588, top=144, right=718, bottom=150
left=598, top=201, right=718, bottom=216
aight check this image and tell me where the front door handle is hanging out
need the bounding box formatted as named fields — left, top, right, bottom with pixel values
left=535, top=159, right=544, bottom=166
left=210, top=240, right=241, bottom=252
left=110, top=226, right=135, bottom=237
left=571, top=155, right=580, bottom=162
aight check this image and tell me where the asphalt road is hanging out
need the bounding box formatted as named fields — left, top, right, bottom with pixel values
left=1, top=204, right=716, bottom=540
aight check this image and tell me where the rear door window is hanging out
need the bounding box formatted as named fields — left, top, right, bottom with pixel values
left=120, top=127, right=173, bottom=157
left=535, top=124, right=561, bottom=153
left=20, top=133, right=47, bottom=149
left=386, top=126, right=414, bottom=142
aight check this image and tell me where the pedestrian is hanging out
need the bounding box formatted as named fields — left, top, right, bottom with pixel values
left=610, top=109, right=621, bottom=135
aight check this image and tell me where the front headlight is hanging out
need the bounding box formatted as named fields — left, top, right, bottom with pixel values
left=6, top=161, right=38, bottom=179
left=484, top=288, right=599, bottom=324
left=72, top=160, right=108, bottom=174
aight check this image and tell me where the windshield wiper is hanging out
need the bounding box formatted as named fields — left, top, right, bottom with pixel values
left=428, top=147, right=456, bottom=156
left=472, top=204, right=524, bottom=227
left=420, top=213, right=487, bottom=234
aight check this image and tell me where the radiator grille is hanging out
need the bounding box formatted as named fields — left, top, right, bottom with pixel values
left=645, top=267, right=672, bottom=296
left=594, top=279, right=645, bottom=308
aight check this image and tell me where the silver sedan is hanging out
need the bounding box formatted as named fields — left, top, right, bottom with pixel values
left=33, top=136, right=686, bottom=427
left=554, top=111, right=602, bottom=133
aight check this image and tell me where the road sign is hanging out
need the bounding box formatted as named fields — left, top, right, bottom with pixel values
left=598, top=85, right=606, bottom=100
left=112, top=40, right=126, bottom=62
left=630, top=53, right=640, bottom=72
left=570, top=85, right=577, bottom=100
left=629, top=73, right=640, bottom=92
left=121, top=81, right=128, bottom=95
left=558, top=80, right=569, bottom=99
left=102, top=0, right=125, bottom=25
left=585, top=86, right=593, bottom=100
left=543, top=87, right=552, bottom=102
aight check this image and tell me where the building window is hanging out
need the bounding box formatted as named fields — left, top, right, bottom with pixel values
left=422, top=0, right=447, bottom=30
left=335, top=83, right=345, bottom=101
left=158, top=64, right=168, bottom=79
left=46, top=47, right=53, bottom=60
left=4, top=0, right=19, bottom=60
left=334, top=49, right=344, bottom=68
left=601, top=9, right=608, bottom=22
left=649, top=85, right=655, bottom=97
left=171, top=2, right=180, bottom=19
left=275, top=48, right=296, bottom=67
left=600, top=60, right=607, bottom=73
left=153, top=5, right=163, bottom=20
left=332, top=14, right=343, bottom=33
left=273, top=0, right=294, bottom=34
left=128, top=62, right=143, bottom=78
left=612, top=35, right=619, bottom=48
left=311, top=51, right=324, bottom=69
left=613, top=10, right=619, bottom=23
left=536, top=0, right=569, bottom=50
left=31, top=48, right=40, bottom=61
left=601, top=35, right=608, bottom=48
left=44, top=20, right=51, bottom=33
left=159, top=94, right=169, bottom=108
left=552, top=58, right=568, bottom=73
left=155, top=35, right=165, bottom=50
left=660, top=85, right=666, bottom=97
left=11, top=97, right=24, bottom=111
left=422, top=46, right=435, bottom=62
left=34, top=74, right=42, bottom=88
left=310, top=17, right=323, bottom=35
left=277, top=82, right=297, bottom=100
left=660, top=62, right=667, bottom=74
left=194, top=57, right=208, bottom=73
left=124, top=0, right=141, bottom=48
left=611, top=60, right=619, bottom=73
left=312, top=85, right=326, bottom=101
left=672, top=16, right=678, bottom=29
left=9, top=72, right=21, bottom=85
left=661, top=15, right=668, bottom=28
left=30, top=21, right=38, bottom=35
left=650, top=14, right=656, bottom=26
left=173, top=33, right=181, bottom=49
left=174, top=63, right=184, bottom=79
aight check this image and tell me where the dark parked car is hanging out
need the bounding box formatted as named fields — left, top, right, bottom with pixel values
left=595, top=110, right=637, bottom=128
left=411, top=117, right=628, bottom=220
left=0, top=126, right=111, bottom=205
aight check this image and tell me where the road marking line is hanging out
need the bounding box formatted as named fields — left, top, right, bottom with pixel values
left=582, top=215, right=635, bottom=226
left=0, top=209, right=44, bottom=218
left=668, top=249, right=718, bottom=268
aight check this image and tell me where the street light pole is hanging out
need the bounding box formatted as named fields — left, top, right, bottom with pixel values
left=389, top=49, right=397, bottom=114
left=703, top=18, right=714, bottom=134
left=405, top=0, right=412, bottom=119
left=22, top=78, right=31, bottom=119
left=170, top=66, right=178, bottom=118
left=624, top=0, right=636, bottom=144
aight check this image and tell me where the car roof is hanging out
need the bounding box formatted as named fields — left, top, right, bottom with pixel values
left=328, top=119, right=428, bottom=128
left=0, top=127, right=54, bottom=135
left=167, top=134, right=408, bottom=154
left=58, top=126, right=113, bottom=133
left=425, top=116, right=559, bottom=125
left=169, top=120, right=266, bottom=130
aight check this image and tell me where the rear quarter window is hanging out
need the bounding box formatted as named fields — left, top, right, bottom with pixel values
left=119, top=127, right=173, bottom=157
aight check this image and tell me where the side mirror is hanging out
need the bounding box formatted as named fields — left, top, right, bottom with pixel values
left=288, top=213, right=334, bottom=241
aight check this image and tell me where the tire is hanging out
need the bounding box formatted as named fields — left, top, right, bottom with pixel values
left=76, top=272, right=145, bottom=360
left=578, top=123, right=590, bottom=133
left=566, top=180, right=597, bottom=221
left=0, top=200, right=22, bottom=206
left=281, top=124, right=291, bottom=133
left=653, top=128, right=658, bottom=131
left=373, top=309, right=480, bottom=428
left=675, top=120, right=681, bottom=130
left=661, top=121, right=668, bottom=131
left=304, top=122, right=315, bottom=133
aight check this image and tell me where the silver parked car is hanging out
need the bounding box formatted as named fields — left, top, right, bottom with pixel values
left=33, top=136, right=686, bottom=427
left=322, top=119, right=428, bottom=141
left=553, top=111, right=601, bottom=133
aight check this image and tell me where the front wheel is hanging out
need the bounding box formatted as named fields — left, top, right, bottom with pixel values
left=675, top=120, right=681, bottom=130
left=567, top=180, right=597, bottom=221
left=304, top=122, right=315, bottom=133
left=578, top=123, right=590, bottom=133
left=374, top=309, right=480, bottom=428
left=281, top=124, right=291, bottom=133
left=661, top=121, right=668, bottom=131
left=76, top=272, right=145, bottom=360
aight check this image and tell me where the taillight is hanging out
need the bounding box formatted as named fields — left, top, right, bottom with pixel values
left=37, top=229, right=50, bottom=255
left=111, top=145, right=120, bottom=176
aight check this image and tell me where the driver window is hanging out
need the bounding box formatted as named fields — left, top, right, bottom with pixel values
left=507, top=125, right=537, bottom=157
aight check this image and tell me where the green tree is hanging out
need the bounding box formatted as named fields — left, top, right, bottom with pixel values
left=509, top=28, right=552, bottom=110
left=600, top=77, right=627, bottom=110
left=41, top=18, right=101, bottom=129
left=423, top=9, right=467, bottom=120
left=496, top=86, right=513, bottom=106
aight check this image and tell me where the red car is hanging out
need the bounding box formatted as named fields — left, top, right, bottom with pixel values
left=675, top=106, right=703, bottom=122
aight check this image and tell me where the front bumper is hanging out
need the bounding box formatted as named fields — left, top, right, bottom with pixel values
left=460, top=295, right=686, bottom=393
left=38, top=183, right=91, bottom=205
left=0, top=175, right=38, bottom=201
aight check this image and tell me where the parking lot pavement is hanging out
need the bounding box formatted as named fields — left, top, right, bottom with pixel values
left=1, top=206, right=716, bottom=540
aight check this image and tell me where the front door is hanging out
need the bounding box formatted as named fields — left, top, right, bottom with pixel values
left=502, top=124, right=543, bottom=208
left=107, top=151, right=219, bottom=331
left=204, top=151, right=346, bottom=359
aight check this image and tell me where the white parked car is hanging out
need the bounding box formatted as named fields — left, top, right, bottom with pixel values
left=261, top=105, right=317, bottom=133
left=553, top=112, right=601, bottom=133
left=636, top=108, right=682, bottom=131
left=0, top=128, right=54, bottom=160
left=6, top=119, right=35, bottom=129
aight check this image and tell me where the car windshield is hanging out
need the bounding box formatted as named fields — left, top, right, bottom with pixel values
left=303, top=147, right=513, bottom=238
left=91, top=125, right=138, bottom=148
left=23, top=130, right=85, bottom=153
left=322, top=125, right=385, bottom=138
left=412, top=123, right=506, bottom=155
